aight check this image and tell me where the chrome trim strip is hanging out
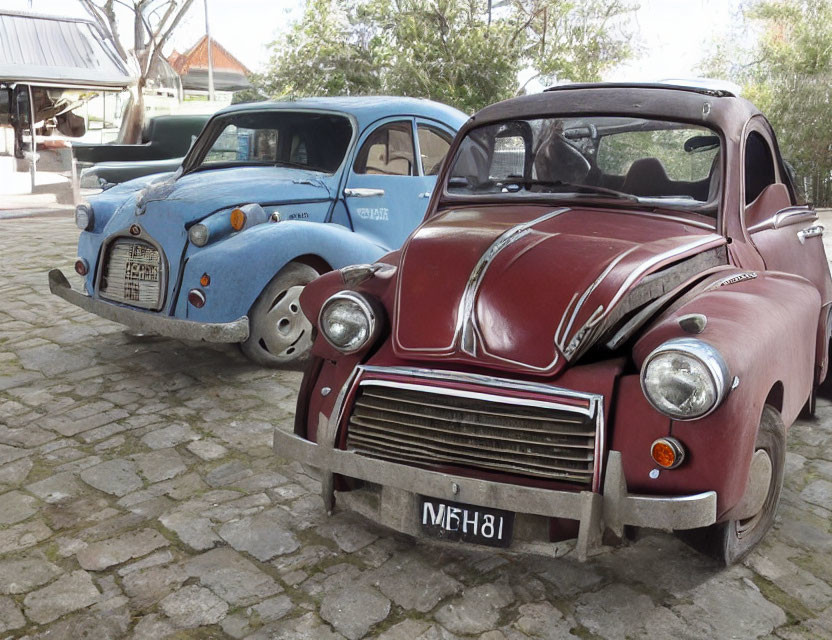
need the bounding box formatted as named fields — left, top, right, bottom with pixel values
left=357, top=378, right=593, bottom=417
left=748, top=206, right=816, bottom=233
left=394, top=208, right=570, bottom=354
left=457, top=207, right=570, bottom=355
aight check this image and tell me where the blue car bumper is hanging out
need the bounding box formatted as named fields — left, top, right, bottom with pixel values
left=48, top=269, right=249, bottom=343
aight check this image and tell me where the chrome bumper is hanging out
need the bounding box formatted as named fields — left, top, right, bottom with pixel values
left=273, top=427, right=717, bottom=560
left=48, top=269, right=249, bottom=343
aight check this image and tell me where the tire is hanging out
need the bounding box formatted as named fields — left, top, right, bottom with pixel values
left=240, top=262, right=320, bottom=368
left=679, top=405, right=785, bottom=565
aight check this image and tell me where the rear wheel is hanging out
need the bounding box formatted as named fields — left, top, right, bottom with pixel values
left=240, top=262, right=320, bottom=368
left=680, top=405, right=785, bottom=565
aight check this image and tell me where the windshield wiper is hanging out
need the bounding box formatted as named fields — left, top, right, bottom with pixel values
left=505, top=179, right=639, bottom=202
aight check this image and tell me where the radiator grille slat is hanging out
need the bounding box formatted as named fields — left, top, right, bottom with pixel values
left=99, top=239, right=163, bottom=310
left=346, top=382, right=599, bottom=486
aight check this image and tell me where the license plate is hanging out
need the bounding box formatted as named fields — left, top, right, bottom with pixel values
left=419, top=496, right=514, bottom=548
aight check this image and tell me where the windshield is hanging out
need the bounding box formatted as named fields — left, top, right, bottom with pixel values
left=190, top=111, right=353, bottom=174
left=445, top=116, right=721, bottom=214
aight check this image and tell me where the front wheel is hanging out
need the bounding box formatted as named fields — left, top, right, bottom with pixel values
left=680, top=404, right=785, bottom=565
left=240, top=262, right=320, bottom=368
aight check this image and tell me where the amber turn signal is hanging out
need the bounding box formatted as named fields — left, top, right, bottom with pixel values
left=188, top=289, right=206, bottom=308
left=200, top=273, right=211, bottom=287
left=650, top=437, right=685, bottom=469
left=74, top=258, right=89, bottom=276
left=230, top=208, right=247, bottom=231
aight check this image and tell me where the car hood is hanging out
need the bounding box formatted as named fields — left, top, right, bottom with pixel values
left=125, top=165, right=333, bottom=225
left=392, top=205, right=726, bottom=376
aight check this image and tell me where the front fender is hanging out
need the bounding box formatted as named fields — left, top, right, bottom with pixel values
left=176, top=221, right=388, bottom=323
left=621, top=270, right=820, bottom=518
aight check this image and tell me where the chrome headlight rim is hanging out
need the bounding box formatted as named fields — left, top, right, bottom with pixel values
left=318, top=290, right=379, bottom=354
left=75, top=203, right=93, bottom=231
left=640, top=337, right=730, bottom=421
left=188, top=223, right=210, bottom=247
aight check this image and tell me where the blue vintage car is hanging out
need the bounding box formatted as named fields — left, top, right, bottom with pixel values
left=49, top=97, right=467, bottom=365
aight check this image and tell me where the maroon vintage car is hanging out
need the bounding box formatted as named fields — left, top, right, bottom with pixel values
left=274, top=83, right=832, bottom=564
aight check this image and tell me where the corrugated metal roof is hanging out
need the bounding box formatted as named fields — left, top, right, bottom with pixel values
left=0, top=10, right=135, bottom=88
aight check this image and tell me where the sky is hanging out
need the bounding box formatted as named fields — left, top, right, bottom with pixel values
left=2, top=0, right=745, bottom=82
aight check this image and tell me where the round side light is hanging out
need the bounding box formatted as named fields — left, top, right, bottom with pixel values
left=230, top=208, right=247, bottom=231
left=188, top=289, right=206, bottom=308
left=200, top=273, right=211, bottom=287
left=74, top=258, right=89, bottom=276
left=651, top=437, right=686, bottom=469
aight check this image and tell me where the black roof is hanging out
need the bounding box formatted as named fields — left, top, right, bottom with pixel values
left=544, top=81, right=737, bottom=99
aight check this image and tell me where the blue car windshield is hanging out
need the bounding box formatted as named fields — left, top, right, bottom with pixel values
left=190, top=111, right=353, bottom=174
left=445, top=116, right=722, bottom=214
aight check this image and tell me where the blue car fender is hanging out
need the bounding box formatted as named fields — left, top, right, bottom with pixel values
left=176, top=220, right=388, bottom=322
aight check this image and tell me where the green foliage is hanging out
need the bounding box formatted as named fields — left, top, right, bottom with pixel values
left=700, top=0, right=832, bottom=204
left=248, top=0, right=636, bottom=114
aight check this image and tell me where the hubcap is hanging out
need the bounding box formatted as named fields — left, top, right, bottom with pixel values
left=260, top=285, right=310, bottom=360
left=736, top=448, right=774, bottom=538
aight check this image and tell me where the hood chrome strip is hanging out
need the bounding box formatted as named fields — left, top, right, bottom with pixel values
left=457, top=207, right=570, bottom=356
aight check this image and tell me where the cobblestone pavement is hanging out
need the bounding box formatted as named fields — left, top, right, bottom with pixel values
left=1, top=216, right=832, bottom=640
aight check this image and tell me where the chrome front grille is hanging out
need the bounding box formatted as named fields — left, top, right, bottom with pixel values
left=99, top=239, right=163, bottom=310
left=345, top=380, right=600, bottom=486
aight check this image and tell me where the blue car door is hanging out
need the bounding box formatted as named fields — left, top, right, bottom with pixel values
left=344, top=118, right=449, bottom=250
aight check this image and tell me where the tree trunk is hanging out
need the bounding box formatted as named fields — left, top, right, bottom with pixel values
left=118, top=84, right=146, bottom=144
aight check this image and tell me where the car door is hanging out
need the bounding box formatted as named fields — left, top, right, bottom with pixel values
left=344, top=118, right=449, bottom=249
left=744, top=124, right=832, bottom=302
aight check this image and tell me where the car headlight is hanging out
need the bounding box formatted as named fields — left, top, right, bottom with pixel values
left=189, top=224, right=209, bottom=247
left=641, top=338, right=730, bottom=420
left=75, top=203, right=93, bottom=231
left=319, top=291, right=379, bottom=353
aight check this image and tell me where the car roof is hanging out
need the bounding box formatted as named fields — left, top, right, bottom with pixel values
left=467, top=83, right=761, bottom=136
left=544, top=80, right=738, bottom=98
left=214, top=96, right=469, bottom=130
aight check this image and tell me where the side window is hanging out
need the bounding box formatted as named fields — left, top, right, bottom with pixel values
left=744, top=131, right=776, bottom=204
left=354, top=121, right=415, bottom=176
left=417, top=125, right=452, bottom=175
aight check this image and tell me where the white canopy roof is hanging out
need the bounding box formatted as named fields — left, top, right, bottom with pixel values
left=0, top=10, right=135, bottom=89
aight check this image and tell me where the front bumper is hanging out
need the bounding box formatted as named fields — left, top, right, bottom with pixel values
left=273, top=428, right=717, bottom=560
left=48, top=269, right=249, bottom=343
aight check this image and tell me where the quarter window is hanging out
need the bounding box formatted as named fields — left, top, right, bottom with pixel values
left=417, top=125, right=452, bottom=175
left=744, top=131, right=776, bottom=204
left=354, top=121, right=415, bottom=176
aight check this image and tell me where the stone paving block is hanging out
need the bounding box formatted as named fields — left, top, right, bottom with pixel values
left=121, top=564, right=188, bottom=610
left=186, top=439, right=228, bottom=461
left=159, top=584, right=228, bottom=628
left=0, top=457, right=33, bottom=486
left=316, top=511, right=380, bottom=553
left=247, top=611, right=347, bottom=640
left=26, top=471, right=83, bottom=503
left=117, top=549, right=175, bottom=577
left=0, top=489, right=38, bottom=524
left=800, top=479, right=832, bottom=511
left=132, top=448, right=187, bottom=483
left=141, top=423, right=200, bottom=450
left=23, top=570, right=101, bottom=624
left=80, top=458, right=143, bottom=496
left=369, top=555, right=462, bottom=613
left=159, top=511, right=221, bottom=551
left=0, top=596, right=25, bottom=633
left=320, top=585, right=391, bottom=640
left=0, top=443, right=29, bottom=466
left=218, top=508, right=300, bottom=561
left=76, top=527, right=169, bottom=571
left=205, top=460, right=254, bottom=487
left=0, top=557, right=62, bottom=594
left=131, top=613, right=176, bottom=640
left=185, top=547, right=283, bottom=606
left=0, top=518, right=52, bottom=555
left=435, top=582, right=514, bottom=635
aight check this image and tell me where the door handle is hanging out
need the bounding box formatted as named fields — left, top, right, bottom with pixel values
left=417, top=192, right=432, bottom=199
left=798, top=224, right=824, bottom=244
left=344, top=188, right=385, bottom=198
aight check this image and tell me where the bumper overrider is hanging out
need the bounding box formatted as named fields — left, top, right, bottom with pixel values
left=48, top=269, right=249, bottom=343
left=273, top=366, right=717, bottom=560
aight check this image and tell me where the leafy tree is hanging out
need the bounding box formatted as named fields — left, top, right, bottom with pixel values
left=251, top=0, right=636, bottom=113
left=700, top=0, right=832, bottom=204
left=79, top=0, right=195, bottom=143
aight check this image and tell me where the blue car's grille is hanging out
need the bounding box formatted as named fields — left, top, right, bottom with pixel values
left=99, top=239, right=164, bottom=310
